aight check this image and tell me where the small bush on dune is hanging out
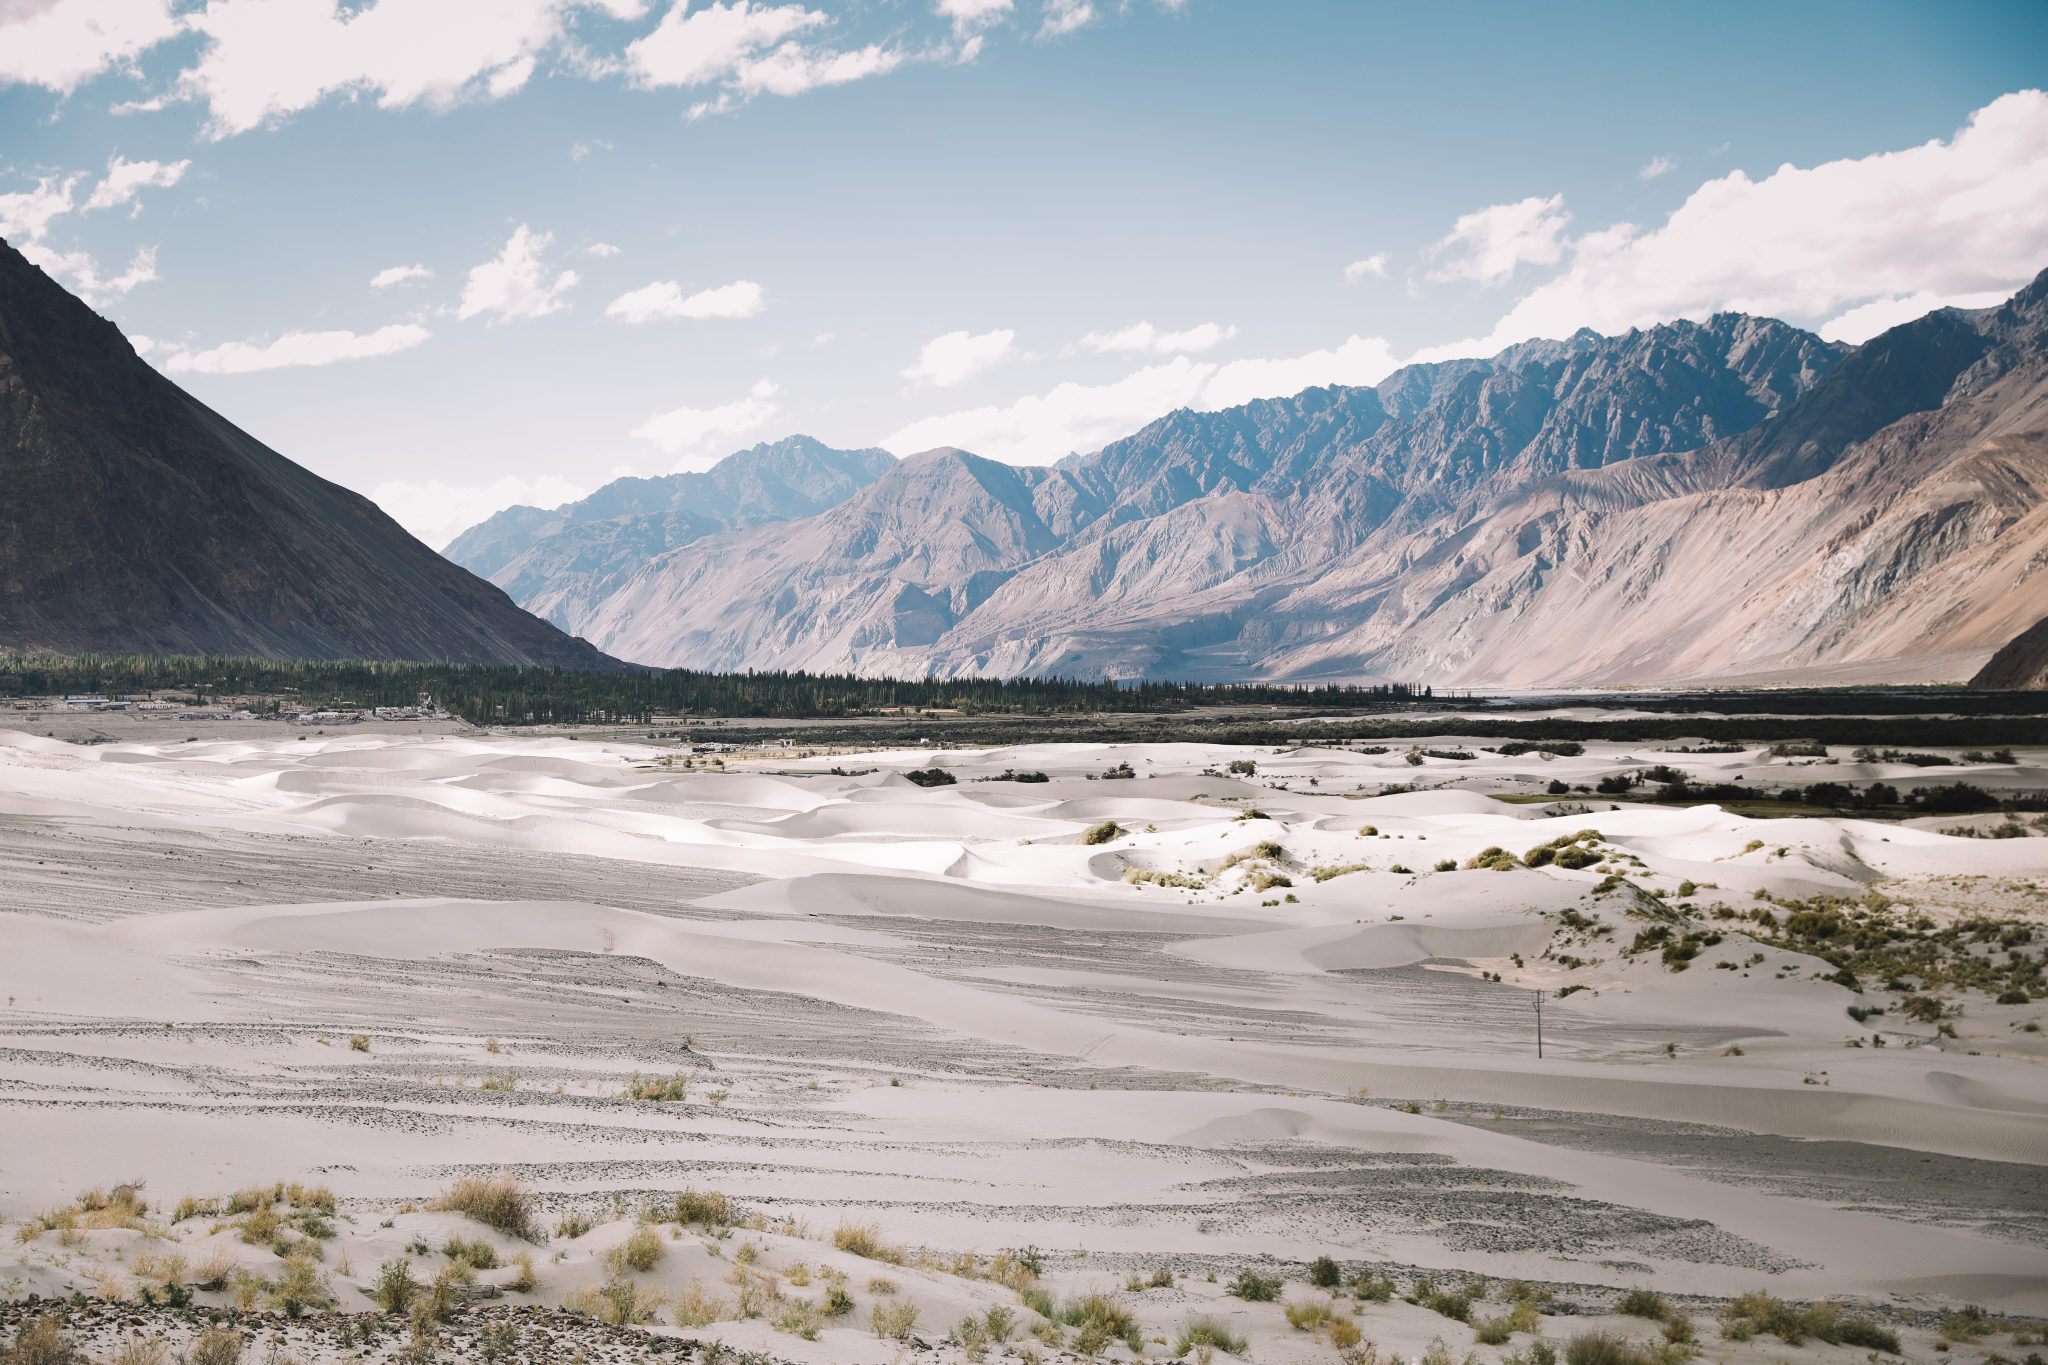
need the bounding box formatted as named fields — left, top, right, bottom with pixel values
left=871, top=1300, right=920, bottom=1340
left=624, top=1071, right=691, bottom=1101
left=442, top=1235, right=497, bottom=1269
left=665, top=1187, right=735, bottom=1227
left=349, top=1034, right=370, bottom=1052
left=1618, top=1288, right=1668, bottom=1320
left=1286, top=1298, right=1342, bottom=1333
left=832, top=1220, right=903, bottom=1262
left=904, top=768, right=955, bottom=787
left=1565, top=1332, right=1656, bottom=1365
left=1177, top=1316, right=1249, bottom=1356
left=428, top=1176, right=536, bottom=1241
left=621, top=1225, right=664, bottom=1272
left=1227, top=1269, right=1281, bottom=1301
left=1081, top=820, right=1123, bottom=845
left=673, top=1280, right=731, bottom=1328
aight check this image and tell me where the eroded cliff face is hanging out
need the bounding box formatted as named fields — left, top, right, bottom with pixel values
left=0, top=238, right=625, bottom=669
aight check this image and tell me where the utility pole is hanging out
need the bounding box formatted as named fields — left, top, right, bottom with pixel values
left=1535, top=988, right=1544, bottom=1059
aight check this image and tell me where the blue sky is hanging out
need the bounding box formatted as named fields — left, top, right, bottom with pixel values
left=5, top=0, right=2047, bottom=547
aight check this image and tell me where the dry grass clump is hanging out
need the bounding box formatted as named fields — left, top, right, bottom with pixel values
left=1124, top=867, right=1207, bottom=889
left=871, top=1300, right=920, bottom=1340
left=348, top=1035, right=370, bottom=1053
left=477, top=1069, right=519, bottom=1092
left=186, top=1327, right=244, bottom=1365
left=659, top=1188, right=735, bottom=1228
left=427, top=1176, right=537, bottom=1241
left=1564, top=1333, right=1656, bottom=1365
left=831, top=1220, right=903, bottom=1263
left=1311, top=862, right=1372, bottom=882
left=1286, top=1297, right=1354, bottom=1338
left=567, top=1278, right=668, bottom=1326
left=1720, top=1292, right=1898, bottom=1352
left=3, top=1315, right=80, bottom=1365
left=619, top=1226, right=665, bottom=1273
left=1618, top=1288, right=1669, bottom=1320
left=1080, top=820, right=1123, bottom=845
left=441, top=1235, right=497, bottom=1269
left=673, top=1280, right=732, bottom=1328
left=623, top=1071, right=691, bottom=1101
left=191, top=1247, right=239, bottom=1291
left=104, top=1337, right=170, bottom=1365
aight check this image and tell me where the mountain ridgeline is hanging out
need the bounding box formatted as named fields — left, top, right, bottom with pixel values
left=454, top=283, right=2048, bottom=687
left=0, top=238, right=625, bottom=670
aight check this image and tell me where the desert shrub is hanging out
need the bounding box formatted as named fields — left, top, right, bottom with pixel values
left=1476, top=1316, right=1516, bottom=1344
left=1719, top=1291, right=1888, bottom=1347
left=1061, top=1293, right=1136, bottom=1336
left=826, top=1284, right=856, bottom=1316
left=1330, top=1318, right=1364, bottom=1350
left=1351, top=1271, right=1396, bottom=1302
left=1176, top=1315, right=1247, bottom=1356
left=3, top=1315, right=79, bottom=1365
left=429, top=1176, right=536, bottom=1240
left=186, top=1328, right=244, bottom=1365
left=1226, top=759, right=1256, bottom=775
left=777, top=1300, right=826, bottom=1341
left=1022, top=1285, right=1056, bottom=1319
left=1286, top=1298, right=1338, bottom=1333
left=1662, top=1314, right=1694, bottom=1344
left=1126, top=867, right=1207, bottom=888
left=621, top=1225, right=664, bottom=1272
left=1940, top=1306, right=1992, bottom=1342
left=1499, top=741, right=1585, bottom=757
left=1769, top=742, right=1827, bottom=758
left=1836, top=1319, right=1901, bottom=1352
left=832, top=1220, right=902, bottom=1262
left=982, top=1305, right=1017, bottom=1342
left=1565, top=1332, right=1655, bottom=1365
left=1100, top=762, right=1135, bottom=780
left=374, top=1259, right=419, bottom=1314
left=1228, top=1269, right=1281, bottom=1301
left=624, top=1071, right=690, bottom=1101
left=992, top=769, right=1051, bottom=782
left=104, top=1338, right=169, bottom=1365
left=904, top=768, right=955, bottom=787
left=443, top=1235, right=498, bottom=1269
left=507, top=1251, right=536, bottom=1293
left=172, top=1195, right=219, bottom=1223
left=665, top=1187, right=734, bottom=1227
left=1463, top=846, right=1518, bottom=870
left=348, top=1035, right=370, bottom=1052
left=1309, top=1254, right=1342, bottom=1288
left=1618, top=1288, right=1668, bottom=1319
left=235, top=1203, right=281, bottom=1245
left=1081, top=820, right=1123, bottom=845
left=673, top=1280, right=730, bottom=1328
left=871, top=1300, right=920, bottom=1339
left=554, top=1213, right=594, bottom=1240
left=1250, top=870, right=1293, bottom=891
left=1425, top=1290, right=1473, bottom=1321
left=268, top=1252, right=332, bottom=1316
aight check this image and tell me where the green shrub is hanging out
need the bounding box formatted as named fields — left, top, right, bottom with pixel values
left=1476, top=1316, right=1515, bottom=1344
left=904, top=768, right=955, bottom=787
left=442, top=1236, right=498, bottom=1269
left=1081, top=820, right=1123, bottom=845
left=621, top=1225, right=663, bottom=1272
left=1618, top=1288, right=1668, bottom=1320
left=1564, top=1332, right=1655, bottom=1365
left=1425, top=1291, right=1472, bottom=1322
left=1176, top=1316, right=1248, bottom=1356
left=374, top=1259, right=418, bottom=1314
left=1227, top=1269, right=1281, bottom=1301
left=664, top=1188, right=734, bottom=1227
left=1309, top=1255, right=1341, bottom=1288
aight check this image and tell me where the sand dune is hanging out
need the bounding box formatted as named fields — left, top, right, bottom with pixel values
left=3, top=721, right=2046, bottom=1359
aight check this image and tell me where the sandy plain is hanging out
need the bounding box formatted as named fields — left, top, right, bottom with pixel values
left=1, top=717, right=2044, bottom=1364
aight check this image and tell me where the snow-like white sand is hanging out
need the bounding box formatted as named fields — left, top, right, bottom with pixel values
left=2, top=726, right=2045, bottom=1360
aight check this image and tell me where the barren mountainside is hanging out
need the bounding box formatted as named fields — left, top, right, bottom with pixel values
left=0, top=238, right=625, bottom=669
left=447, top=274, right=2048, bottom=687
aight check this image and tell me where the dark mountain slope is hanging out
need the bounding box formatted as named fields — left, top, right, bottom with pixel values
left=0, top=238, right=625, bottom=669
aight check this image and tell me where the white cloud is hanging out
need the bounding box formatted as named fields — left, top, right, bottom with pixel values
left=584, top=242, right=621, bottom=256
left=1038, top=0, right=1092, bottom=36
left=19, top=241, right=159, bottom=301
left=1639, top=154, right=1676, bottom=180
left=903, top=327, right=1016, bottom=387
left=883, top=334, right=1398, bottom=465
left=369, top=262, right=433, bottom=289
left=161, top=322, right=431, bottom=374
left=1343, top=253, right=1388, bottom=282
left=1439, top=89, right=2048, bottom=356
left=628, top=0, right=902, bottom=116
left=937, top=0, right=1011, bottom=34
left=458, top=224, right=578, bottom=323
left=0, top=0, right=180, bottom=94
left=604, top=277, right=765, bottom=322
left=1817, top=289, right=2015, bottom=345
left=1426, top=193, right=1571, bottom=287
left=371, top=472, right=593, bottom=551
left=630, top=378, right=780, bottom=462
left=0, top=174, right=79, bottom=241
left=1078, top=321, right=1235, bottom=355
left=177, top=0, right=603, bottom=138
left=81, top=155, right=189, bottom=213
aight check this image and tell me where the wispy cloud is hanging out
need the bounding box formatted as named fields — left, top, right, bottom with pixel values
left=1343, top=253, right=1388, bottom=283
left=605, top=278, right=766, bottom=322
left=631, top=378, right=780, bottom=462
left=1425, top=193, right=1571, bottom=287
left=370, top=263, right=434, bottom=289
left=162, top=323, right=432, bottom=374
left=1077, top=321, right=1235, bottom=355
left=0, top=0, right=181, bottom=95
left=1638, top=154, right=1676, bottom=180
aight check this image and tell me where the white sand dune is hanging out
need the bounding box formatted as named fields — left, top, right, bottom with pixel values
left=3, top=721, right=2046, bottom=1353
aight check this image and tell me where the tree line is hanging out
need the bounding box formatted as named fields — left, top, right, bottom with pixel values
left=0, top=653, right=1435, bottom=724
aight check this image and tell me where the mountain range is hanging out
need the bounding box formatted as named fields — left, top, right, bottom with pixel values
left=453, top=272, right=2048, bottom=687
left=0, top=238, right=622, bottom=670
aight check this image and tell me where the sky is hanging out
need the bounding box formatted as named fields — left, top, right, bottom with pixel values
left=4, top=1, right=2048, bottom=550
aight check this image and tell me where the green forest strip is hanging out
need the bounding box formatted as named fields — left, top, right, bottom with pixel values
left=0, top=654, right=1429, bottom=722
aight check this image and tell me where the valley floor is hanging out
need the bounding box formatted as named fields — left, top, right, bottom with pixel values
left=0, top=721, right=2043, bottom=1364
